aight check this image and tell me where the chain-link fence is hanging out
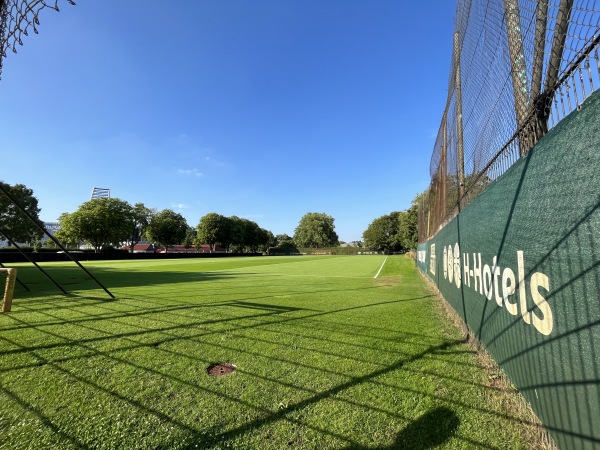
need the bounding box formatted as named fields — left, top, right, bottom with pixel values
left=0, top=0, right=75, bottom=78
left=419, top=0, right=600, bottom=243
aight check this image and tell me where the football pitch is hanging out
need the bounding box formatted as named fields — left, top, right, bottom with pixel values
left=0, top=256, right=540, bottom=449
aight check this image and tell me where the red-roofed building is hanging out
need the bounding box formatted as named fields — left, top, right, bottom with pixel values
left=155, top=244, right=226, bottom=253
left=123, top=243, right=160, bottom=253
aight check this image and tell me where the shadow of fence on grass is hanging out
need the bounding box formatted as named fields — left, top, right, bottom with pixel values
left=0, top=284, right=541, bottom=449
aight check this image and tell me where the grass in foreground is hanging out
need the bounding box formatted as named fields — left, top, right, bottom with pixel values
left=0, top=255, right=542, bottom=449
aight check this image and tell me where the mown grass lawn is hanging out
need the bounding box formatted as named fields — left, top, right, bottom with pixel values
left=0, top=255, right=541, bottom=449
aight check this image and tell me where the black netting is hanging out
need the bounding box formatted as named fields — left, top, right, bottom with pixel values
left=419, top=0, right=600, bottom=243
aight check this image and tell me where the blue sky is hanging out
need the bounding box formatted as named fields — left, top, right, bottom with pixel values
left=1, top=0, right=456, bottom=242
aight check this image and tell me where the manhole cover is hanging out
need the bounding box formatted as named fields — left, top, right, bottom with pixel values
left=206, top=362, right=237, bottom=377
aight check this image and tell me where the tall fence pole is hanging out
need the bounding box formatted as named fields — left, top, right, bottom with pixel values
left=441, top=113, right=448, bottom=219
left=531, top=0, right=548, bottom=101
left=531, top=0, right=549, bottom=140
left=453, top=31, right=465, bottom=204
left=545, top=0, right=574, bottom=93
left=504, top=0, right=530, bottom=155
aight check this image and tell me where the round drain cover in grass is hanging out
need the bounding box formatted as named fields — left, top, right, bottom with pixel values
left=207, top=362, right=237, bottom=377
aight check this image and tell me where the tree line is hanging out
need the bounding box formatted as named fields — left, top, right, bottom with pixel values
left=0, top=181, right=342, bottom=253
left=55, top=199, right=279, bottom=253
left=1, top=180, right=419, bottom=254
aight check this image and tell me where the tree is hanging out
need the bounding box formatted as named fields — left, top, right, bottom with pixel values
left=56, top=198, right=133, bottom=252
left=183, top=226, right=196, bottom=250
left=228, top=216, right=248, bottom=253
left=195, top=213, right=275, bottom=253
left=146, top=209, right=188, bottom=251
left=243, top=223, right=262, bottom=253
left=398, top=202, right=419, bottom=250
left=126, top=203, right=155, bottom=252
left=293, top=212, right=339, bottom=248
left=275, top=233, right=293, bottom=245
left=227, top=217, right=274, bottom=253
left=195, top=213, right=232, bottom=252
left=0, top=181, right=43, bottom=245
left=362, top=212, right=403, bottom=254
left=260, top=229, right=276, bottom=253
left=269, top=240, right=300, bottom=255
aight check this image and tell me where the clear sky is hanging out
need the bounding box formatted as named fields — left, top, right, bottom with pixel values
left=1, top=0, right=456, bottom=242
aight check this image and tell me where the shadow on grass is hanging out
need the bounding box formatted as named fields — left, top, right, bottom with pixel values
left=179, top=340, right=466, bottom=450
left=13, top=267, right=248, bottom=298
left=342, top=406, right=460, bottom=450
left=0, top=299, right=311, bottom=355
left=388, top=406, right=460, bottom=449
left=0, top=287, right=532, bottom=449
left=0, top=385, right=88, bottom=449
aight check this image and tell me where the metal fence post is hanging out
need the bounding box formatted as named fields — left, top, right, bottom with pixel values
left=454, top=32, right=465, bottom=204
left=504, top=0, right=530, bottom=155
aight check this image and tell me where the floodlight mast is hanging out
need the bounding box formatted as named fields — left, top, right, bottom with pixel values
left=90, top=187, right=110, bottom=200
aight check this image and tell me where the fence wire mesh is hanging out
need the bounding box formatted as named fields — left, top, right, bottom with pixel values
left=0, top=0, right=75, bottom=78
left=419, top=0, right=600, bottom=243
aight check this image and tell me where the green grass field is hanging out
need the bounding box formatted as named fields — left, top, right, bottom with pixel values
left=0, top=256, right=542, bottom=449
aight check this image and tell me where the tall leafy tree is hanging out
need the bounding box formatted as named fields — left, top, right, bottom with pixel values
left=259, top=228, right=276, bottom=253
left=183, top=226, right=196, bottom=250
left=293, top=212, right=339, bottom=248
left=0, top=181, right=43, bottom=245
left=56, top=198, right=134, bottom=252
left=196, top=213, right=274, bottom=253
left=196, top=213, right=232, bottom=252
left=228, top=216, right=248, bottom=252
left=398, top=203, right=419, bottom=250
left=126, top=203, right=155, bottom=252
left=238, top=219, right=266, bottom=253
left=146, top=209, right=188, bottom=251
left=275, top=233, right=293, bottom=245
left=362, top=212, right=404, bottom=254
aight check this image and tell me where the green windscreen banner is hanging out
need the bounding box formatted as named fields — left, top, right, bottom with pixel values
left=418, top=91, right=599, bottom=449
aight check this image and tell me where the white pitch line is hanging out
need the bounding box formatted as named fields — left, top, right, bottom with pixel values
left=240, top=273, right=372, bottom=279
left=373, top=256, right=388, bottom=279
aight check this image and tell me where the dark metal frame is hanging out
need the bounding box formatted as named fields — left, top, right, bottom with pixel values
left=0, top=184, right=115, bottom=299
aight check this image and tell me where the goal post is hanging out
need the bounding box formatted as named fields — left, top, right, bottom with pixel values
left=1, top=268, right=17, bottom=312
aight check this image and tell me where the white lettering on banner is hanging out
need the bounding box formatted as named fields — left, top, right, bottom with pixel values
left=492, top=256, right=502, bottom=307
left=517, top=251, right=531, bottom=325
left=435, top=243, right=553, bottom=336
left=530, top=272, right=553, bottom=335
left=502, top=267, right=517, bottom=315
left=483, top=264, right=493, bottom=300
left=447, top=245, right=454, bottom=284
left=473, top=253, right=483, bottom=294
left=453, top=244, right=461, bottom=288
left=463, top=253, right=470, bottom=288
left=443, top=246, right=448, bottom=279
